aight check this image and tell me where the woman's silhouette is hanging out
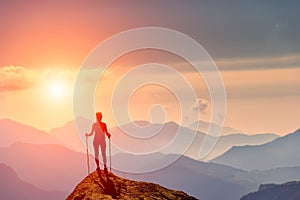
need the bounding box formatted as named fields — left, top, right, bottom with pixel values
left=86, top=112, right=111, bottom=172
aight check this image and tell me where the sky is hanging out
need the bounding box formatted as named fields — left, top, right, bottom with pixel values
left=0, top=0, right=299, bottom=135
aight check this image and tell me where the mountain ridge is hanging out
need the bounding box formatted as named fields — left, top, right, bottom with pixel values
left=0, top=118, right=62, bottom=147
left=2, top=142, right=300, bottom=200
left=211, top=128, right=300, bottom=170
left=0, top=142, right=91, bottom=192
left=241, top=180, right=300, bottom=200
left=0, top=163, right=66, bottom=200
left=1, top=118, right=278, bottom=161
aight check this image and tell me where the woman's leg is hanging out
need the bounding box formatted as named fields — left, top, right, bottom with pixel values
left=93, top=142, right=100, bottom=168
left=100, top=143, right=107, bottom=168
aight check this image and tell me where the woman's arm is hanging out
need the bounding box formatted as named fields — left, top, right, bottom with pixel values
left=85, top=124, right=94, bottom=137
left=103, top=123, right=111, bottom=139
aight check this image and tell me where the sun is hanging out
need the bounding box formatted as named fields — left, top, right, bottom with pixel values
left=49, top=80, right=67, bottom=99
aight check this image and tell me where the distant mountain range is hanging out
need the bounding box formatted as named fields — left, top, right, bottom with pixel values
left=0, top=142, right=93, bottom=193
left=188, top=132, right=278, bottom=161
left=0, top=119, right=62, bottom=147
left=243, top=166, right=300, bottom=184
left=0, top=141, right=255, bottom=200
left=113, top=153, right=300, bottom=200
left=42, top=118, right=278, bottom=161
left=0, top=163, right=66, bottom=200
left=211, top=128, right=300, bottom=170
left=49, top=117, right=93, bottom=152
left=189, top=120, right=242, bottom=135
left=1, top=118, right=299, bottom=200
left=113, top=153, right=257, bottom=200
left=1, top=141, right=300, bottom=200
left=241, top=181, right=300, bottom=200
left=109, top=120, right=278, bottom=161
left=0, top=118, right=277, bottom=161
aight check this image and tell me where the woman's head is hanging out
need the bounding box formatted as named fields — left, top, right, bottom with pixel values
left=96, top=112, right=102, bottom=122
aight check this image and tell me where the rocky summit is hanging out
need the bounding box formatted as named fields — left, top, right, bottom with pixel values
left=66, top=169, right=196, bottom=200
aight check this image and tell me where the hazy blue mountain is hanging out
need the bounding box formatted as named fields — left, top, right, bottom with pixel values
left=0, top=163, right=66, bottom=200
left=1, top=142, right=300, bottom=200
left=110, top=121, right=201, bottom=156
left=110, top=120, right=278, bottom=161
left=189, top=120, right=242, bottom=135
left=211, top=128, right=300, bottom=170
left=49, top=118, right=277, bottom=160
left=0, top=119, right=295, bottom=200
left=0, top=142, right=256, bottom=200
left=113, top=153, right=300, bottom=200
left=192, top=132, right=278, bottom=161
left=241, top=181, right=300, bottom=200
left=0, top=143, right=94, bottom=193
left=113, top=153, right=257, bottom=200
left=50, top=116, right=93, bottom=152
left=0, top=118, right=62, bottom=147
left=246, top=166, right=300, bottom=184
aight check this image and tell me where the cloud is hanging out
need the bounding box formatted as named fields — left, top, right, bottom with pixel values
left=41, top=69, right=75, bottom=83
left=0, top=66, right=37, bottom=92
left=222, top=66, right=300, bottom=99
left=192, top=98, right=209, bottom=114
left=114, top=53, right=300, bottom=78
left=215, top=54, right=300, bottom=71
left=0, top=66, right=76, bottom=94
left=170, top=54, right=300, bottom=73
left=76, top=67, right=117, bottom=84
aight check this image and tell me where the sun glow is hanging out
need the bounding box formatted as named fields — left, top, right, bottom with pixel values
left=49, top=80, right=68, bottom=100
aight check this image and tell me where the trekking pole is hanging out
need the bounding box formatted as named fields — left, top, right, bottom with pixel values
left=109, top=137, right=112, bottom=173
left=85, top=135, right=90, bottom=175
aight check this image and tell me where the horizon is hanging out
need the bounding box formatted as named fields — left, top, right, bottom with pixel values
left=1, top=117, right=299, bottom=137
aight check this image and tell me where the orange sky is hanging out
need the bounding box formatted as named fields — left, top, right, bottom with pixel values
left=0, top=1, right=299, bottom=135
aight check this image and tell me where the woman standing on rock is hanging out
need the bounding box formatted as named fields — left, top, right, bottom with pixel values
left=86, top=112, right=111, bottom=173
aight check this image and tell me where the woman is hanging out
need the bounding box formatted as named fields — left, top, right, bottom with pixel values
left=86, top=112, right=111, bottom=172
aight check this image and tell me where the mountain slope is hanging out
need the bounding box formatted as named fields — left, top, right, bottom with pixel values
left=241, top=181, right=300, bottom=200
left=50, top=120, right=86, bottom=152
left=50, top=117, right=93, bottom=152
left=110, top=121, right=278, bottom=161
left=0, top=142, right=256, bottom=200
left=0, top=163, right=66, bottom=200
left=0, top=118, right=62, bottom=147
left=189, top=132, right=278, bottom=161
left=1, top=142, right=300, bottom=200
left=190, top=120, right=242, bottom=135
left=67, top=169, right=196, bottom=200
left=211, top=128, right=300, bottom=170
left=113, top=153, right=257, bottom=200
left=246, top=166, right=300, bottom=184
left=48, top=118, right=277, bottom=160
left=0, top=143, right=93, bottom=193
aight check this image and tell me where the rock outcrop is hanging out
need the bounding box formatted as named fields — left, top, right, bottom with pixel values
left=67, top=169, right=196, bottom=200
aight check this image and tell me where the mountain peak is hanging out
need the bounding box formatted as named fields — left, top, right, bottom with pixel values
left=67, top=169, right=196, bottom=200
left=0, top=163, right=16, bottom=177
left=165, top=121, right=179, bottom=126
left=132, top=120, right=150, bottom=127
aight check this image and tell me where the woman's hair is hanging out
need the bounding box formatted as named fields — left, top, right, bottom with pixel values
left=96, top=112, right=102, bottom=122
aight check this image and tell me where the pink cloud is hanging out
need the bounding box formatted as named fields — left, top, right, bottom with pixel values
left=0, top=66, right=36, bottom=92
